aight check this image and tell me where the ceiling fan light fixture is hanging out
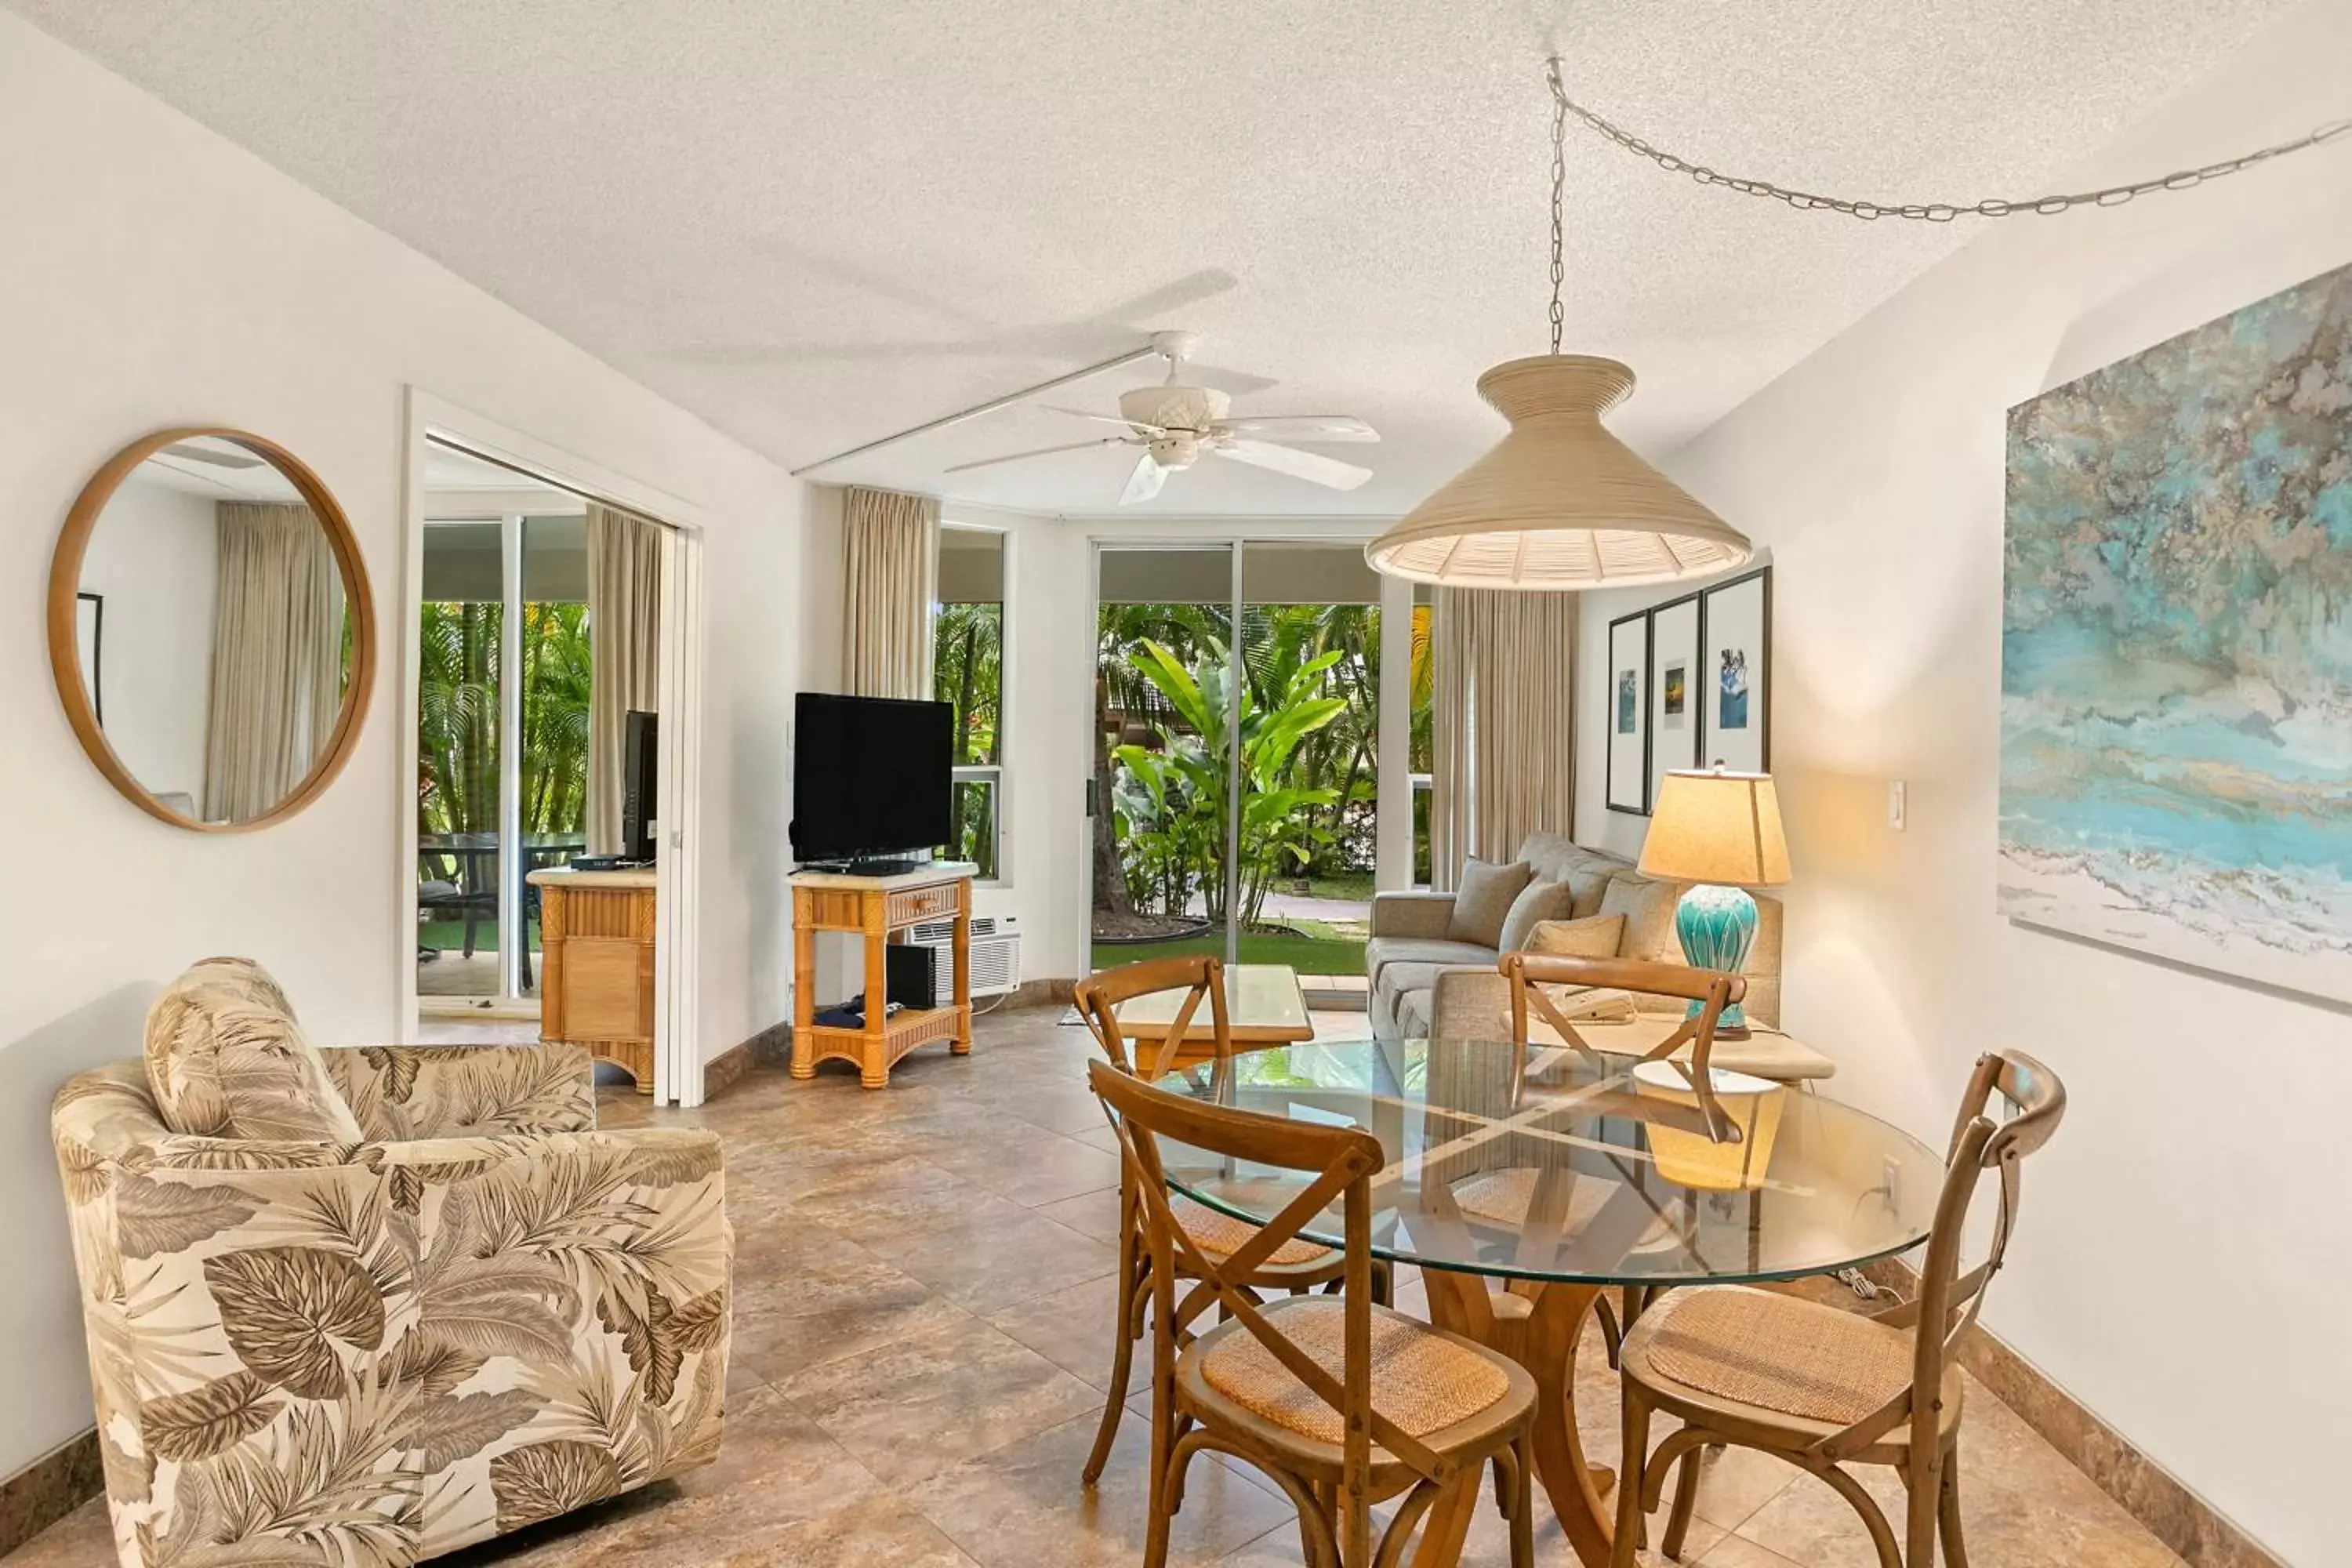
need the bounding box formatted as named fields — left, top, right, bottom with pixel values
left=1366, top=354, right=1749, bottom=589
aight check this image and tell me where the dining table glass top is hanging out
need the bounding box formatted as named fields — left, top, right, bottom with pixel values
left=1150, top=1036, right=1944, bottom=1287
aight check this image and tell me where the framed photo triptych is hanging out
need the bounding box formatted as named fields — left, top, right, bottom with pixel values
left=1605, top=566, right=1771, bottom=816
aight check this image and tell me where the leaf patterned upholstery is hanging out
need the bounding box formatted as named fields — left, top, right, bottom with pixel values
left=53, top=981, right=731, bottom=1568
left=141, top=956, right=365, bottom=1143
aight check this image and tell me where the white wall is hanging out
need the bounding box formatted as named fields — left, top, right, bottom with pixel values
left=1576, top=5, right=2351, bottom=1560
left=0, top=14, right=808, bottom=1480
left=73, top=475, right=218, bottom=804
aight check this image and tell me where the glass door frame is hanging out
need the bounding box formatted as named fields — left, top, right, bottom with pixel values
left=1085, top=533, right=1415, bottom=977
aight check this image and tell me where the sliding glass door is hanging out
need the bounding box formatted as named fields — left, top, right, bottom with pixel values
left=416, top=504, right=590, bottom=1010
left=1088, top=541, right=1385, bottom=989
left=1092, top=546, right=1240, bottom=971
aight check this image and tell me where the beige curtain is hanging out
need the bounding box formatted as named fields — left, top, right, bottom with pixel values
left=587, top=503, right=665, bottom=855
left=1429, top=586, right=1577, bottom=887
left=841, top=485, right=938, bottom=699
left=203, top=504, right=340, bottom=820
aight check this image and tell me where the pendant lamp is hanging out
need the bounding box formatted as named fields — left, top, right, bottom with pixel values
left=1367, top=62, right=1752, bottom=590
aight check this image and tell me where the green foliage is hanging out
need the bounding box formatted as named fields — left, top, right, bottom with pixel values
left=417, top=601, right=590, bottom=840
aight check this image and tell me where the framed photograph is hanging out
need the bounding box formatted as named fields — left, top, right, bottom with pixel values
left=1605, top=608, right=1650, bottom=815
left=76, top=591, right=104, bottom=727
left=1699, top=566, right=1772, bottom=773
left=1648, top=592, right=1700, bottom=804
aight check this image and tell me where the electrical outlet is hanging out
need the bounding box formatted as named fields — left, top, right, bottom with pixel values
left=1888, top=779, right=1907, bottom=831
left=1882, top=1156, right=1902, bottom=1214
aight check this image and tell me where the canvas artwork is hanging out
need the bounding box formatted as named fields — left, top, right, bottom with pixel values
left=1662, top=662, right=1688, bottom=728
left=2001, top=262, right=2352, bottom=1004
left=1617, top=670, right=1639, bottom=733
left=1716, top=649, right=1749, bottom=730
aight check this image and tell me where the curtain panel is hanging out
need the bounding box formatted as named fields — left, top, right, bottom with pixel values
left=202, top=503, right=339, bottom=821
left=1429, top=586, right=1577, bottom=887
left=841, top=485, right=939, bottom=700
left=587, top=503, right=664, bottom=855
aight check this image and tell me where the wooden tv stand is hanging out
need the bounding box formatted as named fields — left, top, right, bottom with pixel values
left=528, top=864, right=657, bottom=1094
left=790, top=862, right=974, bottom=1088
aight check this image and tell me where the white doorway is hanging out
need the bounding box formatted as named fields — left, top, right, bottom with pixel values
left=397, top=391, right=707, bottom=1105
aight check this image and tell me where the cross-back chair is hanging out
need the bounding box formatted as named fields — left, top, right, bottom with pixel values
left=1498, top=953, right=1744, bottom=1137
left=1610, top=1048, right=2067, bottom=1568
left=1073, top=956, right=1374, bottom=1487
left=1089, top=1058, right=1537, bottom=1568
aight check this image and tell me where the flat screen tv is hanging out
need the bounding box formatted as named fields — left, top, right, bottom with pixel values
left=790, top=692, right=953, bottom=871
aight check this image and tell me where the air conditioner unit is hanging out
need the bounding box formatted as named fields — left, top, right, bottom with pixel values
left=908, top=914, right=1021, bottom=1003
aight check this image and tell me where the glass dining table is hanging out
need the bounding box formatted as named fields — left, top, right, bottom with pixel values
left=1150, top=1035, right=1944, bottom=1568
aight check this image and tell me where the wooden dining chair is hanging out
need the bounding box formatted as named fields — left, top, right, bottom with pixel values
left=1499, top=952, right=1744, bottom=1138
left=1088, top=1058, right=1538, bottom=1568
left=1073, top=956, right=1363, bottom=1489
left=1609, top=1049, right=2068, bottom=1568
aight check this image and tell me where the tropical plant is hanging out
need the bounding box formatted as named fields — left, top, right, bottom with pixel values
left=1112, top=633, right=1347, bottom=927
left=416, top=599, right=592, bottom=843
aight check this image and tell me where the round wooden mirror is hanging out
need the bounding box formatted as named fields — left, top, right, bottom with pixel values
left=47, top=427, right=376, bottom=831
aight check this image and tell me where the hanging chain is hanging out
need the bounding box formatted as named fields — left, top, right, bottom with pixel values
left=1546, top=56, right=2351, bottom=223
left=1546, top=56, right=1567, bottom=352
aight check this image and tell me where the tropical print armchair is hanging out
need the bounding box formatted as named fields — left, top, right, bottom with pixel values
left=52, top=963, right=731, bottom=1568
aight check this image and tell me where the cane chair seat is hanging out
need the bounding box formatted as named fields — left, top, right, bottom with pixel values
left=1624, top=1287, right=1965, bottom=1446
left=1174, top=1193, right=1336, bottom=1269
left=1184, top=1296, right=1534, bottom=1461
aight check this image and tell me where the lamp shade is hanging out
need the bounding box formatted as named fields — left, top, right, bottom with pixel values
left=1365, top=355, right=1752, bottom=590
left=1639, top=769, right=1791, bottom=887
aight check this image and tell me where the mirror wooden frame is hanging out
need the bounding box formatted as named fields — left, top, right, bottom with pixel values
left=45, top=426, right=376, bottom=833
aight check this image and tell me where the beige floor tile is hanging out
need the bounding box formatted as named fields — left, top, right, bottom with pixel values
left=859, top=1194, right=1122, bottom=1313
left=982, top=1272, right=1135, bottom=1396
left=775, top=1316, right=1105, bottom=1487
left=909, top=1406, right=1294, bottom=1568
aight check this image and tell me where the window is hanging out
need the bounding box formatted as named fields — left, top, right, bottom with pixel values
left=935, top=525, right=1006, bottom=880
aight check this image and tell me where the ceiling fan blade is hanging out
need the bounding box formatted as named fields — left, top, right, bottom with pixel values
left=944, top=437, right=1127, bottom=475
left=1120, top=453, right=1169, bottom=506
left=1040, top=403, right=1164, bottom=435
left=1213, top=439, right=1373, bottom=492
left=1208, top=415, right=1378, bottom=444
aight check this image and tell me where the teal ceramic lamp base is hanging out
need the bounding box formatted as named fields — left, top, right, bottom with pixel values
left=1676, top=882, right=1757, bottom=1033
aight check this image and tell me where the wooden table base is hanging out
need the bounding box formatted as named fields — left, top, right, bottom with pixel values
left=1421, top=1270, right=1617, bottom=1567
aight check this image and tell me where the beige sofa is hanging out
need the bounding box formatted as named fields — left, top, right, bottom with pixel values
left=1369, top=830, right=1792, bottom=1051
left=53, top=963, right=732, bottom=1566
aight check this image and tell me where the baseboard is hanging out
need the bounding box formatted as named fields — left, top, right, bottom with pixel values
left=1857, top=1258, right=2282, bottom=1568
left=0, top=1429, right=100, bottom=1558
left=702, top=1033, right=764, bottom=1099
left=1002, top=977, right=1076, bottom=1009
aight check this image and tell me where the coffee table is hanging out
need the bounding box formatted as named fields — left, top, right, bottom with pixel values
left=1109, top=961, right=1312, bottom=1070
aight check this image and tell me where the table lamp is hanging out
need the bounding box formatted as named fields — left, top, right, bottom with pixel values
left=1636, top=768, right=1790, bottom=1036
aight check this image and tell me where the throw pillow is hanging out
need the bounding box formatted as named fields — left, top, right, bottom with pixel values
left=1597, top=876, right=1697, bottom=1014
left=144, top=956, right=365, bottom=1143
left=1526, top=913, right=1627, bottom=960
left=1496, top=879, right=1577, bottom=954
left=1446, top=858, right=1534, bottom=948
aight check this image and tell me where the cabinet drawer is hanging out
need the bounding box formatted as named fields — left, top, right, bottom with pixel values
left=887, top=883, right=960, bottom=927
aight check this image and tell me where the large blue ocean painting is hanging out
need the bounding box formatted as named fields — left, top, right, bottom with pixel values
left=2002, top=263, right=2352, bottom=1004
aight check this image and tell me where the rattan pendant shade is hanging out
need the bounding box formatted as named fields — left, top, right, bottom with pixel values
left=1366, top=355, right=1751, bottom=590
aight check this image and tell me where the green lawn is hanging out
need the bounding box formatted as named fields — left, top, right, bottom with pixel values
left=1091, top=926, right=1365, bottom=975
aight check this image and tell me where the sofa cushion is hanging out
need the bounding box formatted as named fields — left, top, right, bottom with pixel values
left=1446, top=858, right=1534, bottom=947
left=1366, top=936, right=1498, bottom=987
left=1496, top=879, right=1577, bottom=954
left=1564, top=866, right=1624, bottom=920
left=143, top=957, right=364, bottom=1142
left=1528, top=913, right=1627, bottom=960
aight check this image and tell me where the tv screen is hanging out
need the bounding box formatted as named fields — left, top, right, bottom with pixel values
left=790, top=693, right=953, bottom=866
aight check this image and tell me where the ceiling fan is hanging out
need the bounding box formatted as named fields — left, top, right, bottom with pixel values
left=944, top=332, right=1377, bottom=505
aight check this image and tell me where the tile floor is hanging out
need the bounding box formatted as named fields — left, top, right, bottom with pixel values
left=8, top=1008, right=2186, bottom=1567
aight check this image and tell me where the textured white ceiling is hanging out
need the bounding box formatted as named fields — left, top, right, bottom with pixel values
left=12, top=0, right=2299, bottom=515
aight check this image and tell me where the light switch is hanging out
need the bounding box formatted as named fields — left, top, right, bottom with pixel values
left=1889, top=780, right=1907, bottom=831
